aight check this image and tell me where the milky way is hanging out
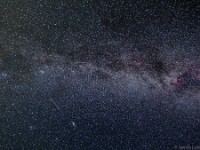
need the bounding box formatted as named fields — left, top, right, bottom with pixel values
left=0, top=0, right=200, bottom=149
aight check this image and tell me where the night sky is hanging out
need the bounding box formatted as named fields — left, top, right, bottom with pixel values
left=0, top=0, right=200, bottom=150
